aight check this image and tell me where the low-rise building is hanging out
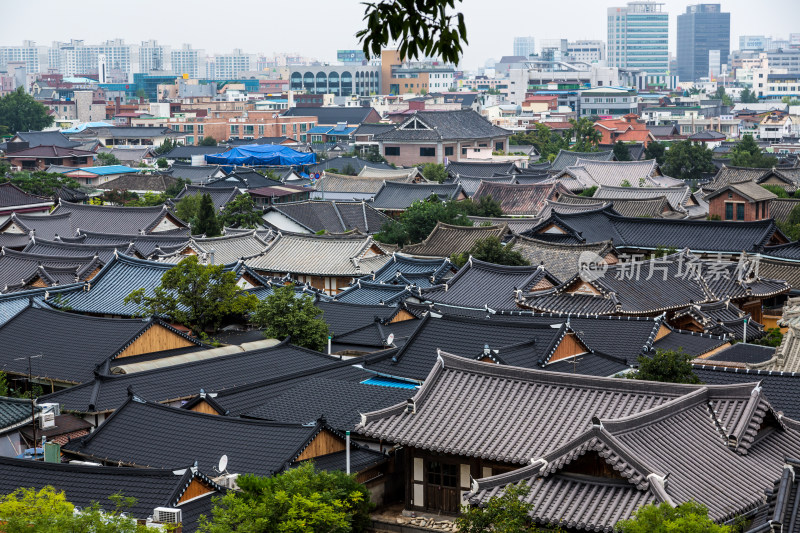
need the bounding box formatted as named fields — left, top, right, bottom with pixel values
left=706, top=180, right=777, bottom=222
left=759, top=113, right=793, bottom=142
left=579, top=87, right=639, bottom=118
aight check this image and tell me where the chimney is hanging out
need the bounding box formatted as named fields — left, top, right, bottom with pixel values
left=208, top=248, right=215, bottom=265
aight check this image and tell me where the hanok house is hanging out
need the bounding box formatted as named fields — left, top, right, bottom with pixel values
left=373, top=109, right=512, bottom=167
left=0, top=182, right=53, bottom=219
left=706, top=180, right=777, bottom=222
left=245, top=232, right=391, bottom=295
left=2, top=143, right=96, bottom=171
left=359, top=351, right=800, bottom=525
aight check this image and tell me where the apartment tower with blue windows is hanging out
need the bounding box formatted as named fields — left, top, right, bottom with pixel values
left=607, top=2, right=669, bottom=86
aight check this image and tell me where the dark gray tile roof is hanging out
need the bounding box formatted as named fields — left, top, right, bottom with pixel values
left=447, top=161, right=519, bottom=178
left=472, top=182, right=562, bottom=216
left=402, top=222, right=510, bottom=258
left=208, top=167, right=281, bottom=190
left=670, top=299, right=765, bottom=342
left=2, top=211, right=76, bottom=240
left=703, top=165, right=772, bottom=192
left=763, top=241, right=800, bottom=261
left=0, top=456, right=220, bottom=532
left=284, top=107, right=379, bottom=125
left=7, top=130, right=81, bottom=149
left=244, top=378, right=412, bottom=430
left=0, top=182, right=53, bottom=209
left=467, top=216, right=542, bottom=234
left=334, top=279, right=416, bottom=305
left=769, top=199, right=800, bottom=224
left=454, top=175, right=516, bottom=196
left=593, top=184, right=693, bottom=214
left=0, top=248, right=102, bottom=292
left=757, top=257, right=800, bottom=291
left=652, top=328, right=730, bottom=356
left=165, top=164, right=226, bottom=184
left=374, top=110, right=510, bottom=142
left=70, top=231, right=191, bottom=258
left=525, top=205, right=784, bottom=253
left=704, top=343, right=776, bottom=365
left=155, top=231, right=269, bottom=265
left=556, top=192, right=672, bottom=218
left=509, top=235, right=615, bottom=282
left=50, top=201, right=188, bottom=235
left=307, top=156, right=393, bottom=174
left=550, top=149, right=614, bottom=172
left=353, top=123, right=397, bottom=137
left=40, top=339, right=345, bottom=414
left=313, top=172, right=411, bottom=196
left=162, top=145, right=227, bottom=159
left=63, top=395, right=342, bottom=477
left=172, top=184, right=240, bottom=211
left=371, top=182, right=463, bottom=210
left=0, top=305, right=203, bottom=384
left=706, top=180, right=778, bottom=202
left=264, top=200, right=390, bottom=234
left=421, top=259, right=559, bottom=309
left=315, top=300, right=401, bottom=337
left=0, top=396, right=32, bottom=430
left=95, top=173, right=180, bottom=192
left=362, top=253, right=453, bottom=287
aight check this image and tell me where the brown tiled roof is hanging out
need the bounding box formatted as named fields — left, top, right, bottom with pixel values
left=401, top=222, right=509, bottom=258
left=509, top=235, right=615, bottom=281
left=705, top=180, right=778, bottom=202
left=472, top=182, right=563, bottom=216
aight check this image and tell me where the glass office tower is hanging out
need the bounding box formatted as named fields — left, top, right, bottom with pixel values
left=677, top=4, right=731, bottom=82
left=607, top=2, right=669, bottom=76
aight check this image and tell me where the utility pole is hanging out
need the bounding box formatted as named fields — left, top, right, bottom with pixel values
left=14, top=354, right=42, bottom=455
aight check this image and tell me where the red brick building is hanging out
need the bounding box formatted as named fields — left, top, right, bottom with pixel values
left=706, top=181, right=777, bottom=221
left=3, top=144, right=95, bottom=171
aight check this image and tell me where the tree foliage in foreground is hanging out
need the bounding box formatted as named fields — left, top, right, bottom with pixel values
left=356, top=0, right=468, bottom=65
left=616, top=500, right=730, bottom=533
left=632, top=348, right=700, bottom=384
left=251, top=285, right=329, bottom=351
left=219, top=193, right=263, bottom=229
left=456, top=484, right=544, bottom=533
left=199, top=462, right=373, bottom=533
left=451, top=236, right=530, bottom=268
left=124, top=255, right=258, bottom=336
left=0, top=486, right=173, bottom=533
left=6, top=171, right=80, bottom=196
left=0, top=87, right=54, bottom=134
left=422, top=162, right=448, bottom=183
left=730, top=135, right=777, bottom=168
left=661, top=140, right=715, bottom=182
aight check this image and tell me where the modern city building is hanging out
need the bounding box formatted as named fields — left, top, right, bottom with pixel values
left=337, top=50, right=367, bottom=64
left=676, top=4, right=730, bottom=82
left=211, top=49, right=252, bottom=79
left=170, top=44, right=204, bottom=79
left=137, top=40, right=168, bottom=73
left=47, top=39, right=132, bottom=80
left=513, top=37, right=536, bottom=59
left=579, top=87, right=639, bottom=118
left=566, top=40, right=606, bottom=64
left=607, top=2, right=669, bottom=78
left=0, top=41, right=43, bottom=72
left=289, top=64, right=380, bottom=96
left=380, top=50, right=454, bottom=95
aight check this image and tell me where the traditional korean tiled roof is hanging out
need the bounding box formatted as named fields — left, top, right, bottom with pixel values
left=332, top=316, right=421, bottom=351
left=746, top=458, right=800, bottom=533
left=670, top=299, right=765, bottom=341
left=593, top=184, right=694, bottom=214
left=509, top=235, right=616, bottom=282
left=446, top=161, right=519, bottom=178
left=0, top=248, right=102, bottom=292
left=63, top=394, right=353, bottom=477
left=524, top=250, right=789, bottom=316
left=0, top=305, right=203, bottom=385
left=0, top=182, right=53, bottom=209
left=401, top=222, right=510, bottom=258
left=454, top=175, right=516, bottom=196
left=5, top=130, right=81, bottom=149
left=23, top=237, right=133, bottom=263
left=50, top=201, right=188, bottom=235
left=334, top=279, right=418, bottom=305
left=315, top=300, right=402, bottom=337
left=307, top=156, right=393, bottom=174
left=467, top=216, right=542, bottom=234
left=154, top=231, right=270, bottom=265
left=549, top=149, right=614, bottom=172
left=463, top=374, right=799, bottom=529
left=357, top=166, right=419, bottom=179
left=172, top=184, right=240, bottom=211
left=0, top=232, right=32, bottom=249
left=702, top=165, right=773, bottom=192
left=652, top=328, right=730, bottom=357
left=0, top=396, right=33, bottom=430
left=536, top=199, right=610, bottom=219
left=421, top=258, right=559, bottom=309
left=525, top=205, right=785, bottom=253
left=769, top=198, right=800, bottom=224
left=471, top=182, right=564, bottom=216
left=94, top=173, right=180, bottom=192
left=702, top=343, right=776, bottom=366
left=3, top=145, right=97, bottom=159
left=40, top=339, right=346, bottom=414
left=1, top=212, right=76, bottom=239
left=705, top=180, right=778, bottom=202
left=47, top=253, right=259, bottom=317
left=693, top=365, right=800, bottom=420
left=264, top=200, right=390, bottom=235
left=0, top=456, right=221, bottom=532
left=70, top=230, right=194, bottom=258
left=165, top=163, right=226, bottom=183
left=314, top=172, right=412, bottom=195
left=555, top=159, right=667, bottom=190
left=556, top=193, right=672, bottom=218
left=246, top=232, right=389, bottom=277
left=373, top=110, right=510, bottom=142
left=361, top=253, right=453, bottom=287
left=371, top=182, right=463, bottom=210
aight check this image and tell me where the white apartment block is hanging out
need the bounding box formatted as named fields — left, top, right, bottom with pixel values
left=0, top=40, right=45, bottom=72
left=171, top=44, right=204, bottom=79
left=567, top=40, right=606, bottom=64
left=48, top=39, right=132, bottom=80
left=211, top=49, right=252, bottom=79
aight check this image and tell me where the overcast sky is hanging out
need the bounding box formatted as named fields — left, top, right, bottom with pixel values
left=2, top=0, right=798, bottom=70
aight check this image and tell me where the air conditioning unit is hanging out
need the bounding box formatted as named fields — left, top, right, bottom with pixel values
left=38, top=403, right=61, bottom=417
left=39, top=411, right=55, bottom=429
left=152, top=507, right=182, bottom=525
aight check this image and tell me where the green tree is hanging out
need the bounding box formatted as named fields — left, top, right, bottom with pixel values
left=341, top=163, right=358, bottom=176
left=579, top=185, right=598, bottom=197
left=632, top=348, right=700, bottom=384
left=739, top=87, right=758, bottom=103
left=753, top=327, right=784, bottom=347
left=714, top=86, right=733, bottom=106
left=451, top=236, right=530, bottom=268
left=135, top=88, right=147, bottom=100
left=252, top=285, right=329, bottom=351
left=124, top=255, right=258, bottom=336
left=616, top=500, right=730, bottom=533
left=153, top=138, right=176, bottom=156
left=200, top=136, right=218, bottom=146
left=200, top=462, right=372, bottom=533
left=782, top=96, right=800, bottom=106
left=0, top=371, right=8, bottom=396
left=156, top=157, right=169, bottom=168
left=375, top=195, right=472, bottom=246
left=195, top=193, right=222, bottom=237
left=778, top=203, right=800, bottom=240
left=422, top=162, right=449, bottom=183
left=174, top=193, right=203, bottom=227
left=96, top=152, right=121, bottom=166
left=463, top=195, right=503, bottom=217
left=509, top=123, right=570, bottom=161
left=644, top=141, right=666, bottom=165
left=0, top=486, right=165, bottom=532
left=219, top=193, right=263, bottom=229
left=730, top=135, right=777, bottom=168
left=456, top=483, right=536, bottom=533
left=0, top=87, right=54, bottom=134
left=568, top=117, right=602, bottom=152
left=613, top=141, right=632, bottom=161
left=8, top=171, right=80, bottom=196
left=661, top=140, right=715, bottom=181
left=761, top=184, right=789, bottom=198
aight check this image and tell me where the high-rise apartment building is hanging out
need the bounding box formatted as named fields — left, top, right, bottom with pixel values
left=567, top=40, right=606, bottom=64
left=137, top=40, right=168, bottom=73
left=212, top=49, right=252, bottom=79
left=513, top=37, right=536, bottom=58
left=171, top=44, right=204, bottom=79
left=0, top=40, right=43, bottom=72
left=676, top=4, right=730, bottom=82
left=48, top=39, right=131, bottom=79
left=607, top=2, right=669, bottom=76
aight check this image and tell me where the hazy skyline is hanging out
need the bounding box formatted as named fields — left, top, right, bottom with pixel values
left=2, top=0, right=798, bottom=70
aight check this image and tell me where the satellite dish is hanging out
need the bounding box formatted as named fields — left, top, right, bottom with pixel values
left=217, top=454, right=228, bottom=473
left=386, top=333, right=395, bottom=345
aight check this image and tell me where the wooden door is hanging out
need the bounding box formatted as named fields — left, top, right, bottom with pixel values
left=424, top=460, right=460, bottom=514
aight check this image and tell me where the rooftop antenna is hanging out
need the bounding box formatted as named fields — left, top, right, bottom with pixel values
left=214, top=454, right=229, bottom=475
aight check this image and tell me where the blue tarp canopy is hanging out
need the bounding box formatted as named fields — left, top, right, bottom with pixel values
left=205, top=144, right=316, bottom=166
